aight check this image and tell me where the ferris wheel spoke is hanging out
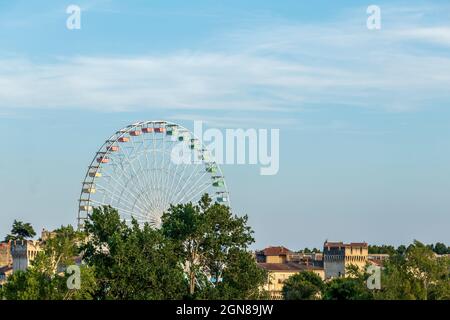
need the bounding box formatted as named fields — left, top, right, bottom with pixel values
left=106, top=154, right=148, bottom=204
left=161, top=141, right=180, bottom=209
left=173, top=163, right=203, bottom=204
left=168, top=143, right=193, bottom=205
left=129, top=134, right=153, bottom=201
left=89, top=199, right=148, bottom=220
left=111, top=153, right=164, bottom=211
left=95, top=182, right=143, bottom=211
left=172, top=160, right=196, bottom=204
left=103, top=170, right=153, bottom=217
left=183, top=181, right=214, bottom=204
left=161, top=136, right=179, bottom=208
left=141, top=130, right=158, bottom=207
left=97, top=167, right=154, bottom=213
left=176, top=169, right=209, bottom=204
left=118, top=143, right=150, bottom=198
left=115, top=145, right=155, bottom=210
left=131, top=148, right=158, bottom=212
left=95, top=183, right=148, bottom=215
left=179, top=171, right=210, bottom=203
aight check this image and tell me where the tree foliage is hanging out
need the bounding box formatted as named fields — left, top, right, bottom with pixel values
left=5, top=220, right=36, bottom=241
left=376, top=240, right=450, bottom=300
left=282, top=271, right=324, bottom=300
left=161, top=194, right=262, bottom=298
left=81, top=206, right=187, bottom=300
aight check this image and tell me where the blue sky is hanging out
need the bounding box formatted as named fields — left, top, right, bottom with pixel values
left=1, top=0, right=450, bottom=249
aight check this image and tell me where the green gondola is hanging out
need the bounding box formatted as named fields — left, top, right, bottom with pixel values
left=213, top=178, right=224, bottom=187
left=206, top=164, right=217, bottom=173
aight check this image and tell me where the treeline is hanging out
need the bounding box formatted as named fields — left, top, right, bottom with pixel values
left=369, top=243, right=450, bottom=255
left=296, top=243, right=449, bottom=255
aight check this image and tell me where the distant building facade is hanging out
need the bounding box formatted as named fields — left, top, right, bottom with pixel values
left=323, top=241, right=368, bottom=279
left=10, top=240, right=41, bottom=272
left=259, top=263, right=325, bottom=299
left=256, top=246, right=292, bottom=264
left=0, top=265, right=13, bottom=287
left=256, top=246, right=325, bottom=299
left=0, top=242, right=12, bottom=267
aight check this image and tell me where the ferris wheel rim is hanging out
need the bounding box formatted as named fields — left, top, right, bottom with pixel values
left=77, top=120, right=231, bottom=230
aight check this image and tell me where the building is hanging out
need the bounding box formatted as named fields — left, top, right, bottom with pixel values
left=368, top=253, right=389, bottom=261
left=258, top=263, right=325, bottom=299
left=10, top=240, right=41, bottom=272
left=323, top=241, right=368, bottom=279
left=256, top=246, right=292, bottom=263
left=0, top=265, right=13, bottom=287
left=256, top=246, right=325, bottom=299
left=41, top=228, right=56, bottom=242
left=0, top=242, right=12, bottom=267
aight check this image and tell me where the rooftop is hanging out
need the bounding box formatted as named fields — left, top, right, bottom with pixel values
left=0, top=265, right=13, bottom=274
left=260, top=246, right=292, bottom=256
left=324, top=241, right=368, bottom=248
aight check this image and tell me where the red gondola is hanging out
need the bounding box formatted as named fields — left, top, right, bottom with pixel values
left=130, top=130, right=141, bottom=136
left=97, top=157, right=109, bottom=163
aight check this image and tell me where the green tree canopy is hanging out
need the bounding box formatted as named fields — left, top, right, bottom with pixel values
left=323, top=277, right=373, bottom=300
left=282, top=271, right=324, bottom=300
left=376, top=240, right=450, bottom=300
left=81, top=206, right=187, bottom=300
left=323, top=265, right=373, bottom=300
left=5, top=220, right=36, bottom=241
left=368, top=245, right=396, bottom=255
left=161, top=194, right=260, bottom=298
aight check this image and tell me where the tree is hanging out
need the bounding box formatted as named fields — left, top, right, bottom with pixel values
left=82, top=206, right=187, bottom=300
left=323, top=265, right=373, bottom=300
left=161, top=194, right=263, bottom=298
left=214, top=249, right=268, bottom=300
left=433, top=242, right=449, bottom=255
left=376, top=240, right=450, bottom=300
left=1, top=265, right=96, bottom=300
left=396, top=245, right=407, bottom=255
left=5, top=220, right=36, bottom=241
left=323, top=277, right=373, bottom=300
left=368, top=245, right=396, bottom=255
left=282, top=271, right=324, bottom=300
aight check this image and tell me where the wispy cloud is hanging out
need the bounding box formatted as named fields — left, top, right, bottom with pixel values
left=1, top=4, right=450, bottom=116
left=396, top=27, right=450, bottom=46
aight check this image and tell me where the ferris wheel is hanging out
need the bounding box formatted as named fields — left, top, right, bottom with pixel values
left=78, top=120, right=230, bottom=229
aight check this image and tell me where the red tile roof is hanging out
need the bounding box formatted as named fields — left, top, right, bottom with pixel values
left=261, top=246, right=292, bottom=256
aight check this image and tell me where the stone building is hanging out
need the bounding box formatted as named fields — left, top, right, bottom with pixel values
left=0, top=242, right=12, bottom=267
left=323, top=241, right=368, bottom=279
left=10, top=240, right=41, bottom=272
